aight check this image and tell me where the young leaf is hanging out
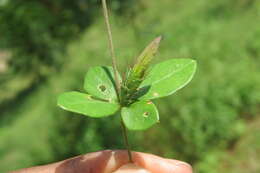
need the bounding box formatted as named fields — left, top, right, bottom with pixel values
left=131, top=36, right=162, bottom=80
left=84, top=66, right=121, bottom=102
left=122, top=36, right=162, bottom=105
left=121, top=101, right=159, bottom=130
left=137, top=58, right=197, bottom=100
left=58, top=91, right=120, bottom=118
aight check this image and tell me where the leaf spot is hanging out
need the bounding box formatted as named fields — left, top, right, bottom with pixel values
left=98, top=85, right=107, bottom=92
left=143, top=112, right=149, bottom=117
left=153, top=92, right=159, bottom=97
left=86, top=95, right=92, bottom=100
left=147, top=101, right=152, bottom=105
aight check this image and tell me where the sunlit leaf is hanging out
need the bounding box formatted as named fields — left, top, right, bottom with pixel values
left=137, top=58, right=197, bottom=100
left=58, top=91, right=120, bottom=118
left=84, top=66, right=121, bottom=102
left=121, top=100, right=159, bottom=130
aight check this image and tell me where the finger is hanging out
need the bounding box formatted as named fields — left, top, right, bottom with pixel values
left=53, top=150, right=192, bottom=173
left=113, top=163, right=150, bottom=173
left=132, top=152, right=192, bottom=173
left=12, top=150, right=192, bottom=173
left=13, top=150, right=129, bottom=173
left=101, top=151, right=192, bottom=173
left=52, top=150, right=192, bottom=173
left=53, top=150, right=130, bottom=173
left=165, top=159, right=192, bottom=173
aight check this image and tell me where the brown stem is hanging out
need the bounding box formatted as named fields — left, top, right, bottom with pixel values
left=101, top=0, right=121, bottom=100
left=120, top=115, right=133, bottom=162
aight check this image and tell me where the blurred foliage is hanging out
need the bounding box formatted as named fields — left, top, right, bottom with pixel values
left=0, top=0, right=94, bottom=74
left=0, top=0, right=139, bottom=102
left=0, top=0, right=260, bottom=172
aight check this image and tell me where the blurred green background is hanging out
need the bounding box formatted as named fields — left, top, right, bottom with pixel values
left=0, top=0, right=260, bottom=172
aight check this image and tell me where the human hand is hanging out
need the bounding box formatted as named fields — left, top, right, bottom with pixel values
left=11, top=150, right=192, bottom=173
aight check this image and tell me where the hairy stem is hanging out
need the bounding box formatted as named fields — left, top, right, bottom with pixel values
left=120, top=115, right=133, bottom=162
left=101, top=0, right=121, bottom=99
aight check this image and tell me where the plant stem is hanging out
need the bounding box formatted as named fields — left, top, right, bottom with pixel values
left=101, top=0, right=132, bottom=162
left=120, top=115, right=133, bottom=162
left=101, top=0, right=121, bottom=99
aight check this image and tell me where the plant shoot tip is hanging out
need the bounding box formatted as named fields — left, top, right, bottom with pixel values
left=155, top=35, right=163, bottom=43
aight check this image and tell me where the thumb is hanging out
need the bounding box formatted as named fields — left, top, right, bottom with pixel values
left=113, top=163, right=151, bottom=173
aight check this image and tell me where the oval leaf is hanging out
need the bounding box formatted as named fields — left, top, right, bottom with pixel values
left=84, top=66, right=121, bottom=102
left=121, top=101, right=159, bottom=130
left=58, top=91, right=120, bottom=118
left=137, top=59, right=197, bottom=100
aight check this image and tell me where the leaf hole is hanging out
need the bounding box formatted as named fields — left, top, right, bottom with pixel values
left=143, top=112, right=149, bottom=117
left=98, top=85, right=107, bottom=92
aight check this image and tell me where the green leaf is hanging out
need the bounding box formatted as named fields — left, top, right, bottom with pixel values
left=84, top=66, right=121, bottom=102
left=57, top=91, right=120, bottom=118
left=121, top=100, right=159, bottom=130
left=137, top=58, right=197, bottom=100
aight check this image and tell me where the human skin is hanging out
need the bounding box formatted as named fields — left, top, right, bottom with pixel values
left=10, top=150, right=192, bottom=173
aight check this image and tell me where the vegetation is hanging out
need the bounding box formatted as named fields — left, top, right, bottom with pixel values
left=57, top=1, right=196, bottom=162
left=0, top=0, right=259, bottom=172
left=0, top=0, right=138, bottom=103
